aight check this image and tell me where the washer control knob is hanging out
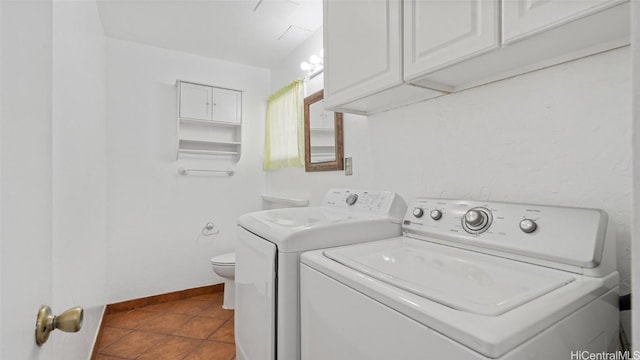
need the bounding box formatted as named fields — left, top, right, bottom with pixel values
left=430, top=209, right=443, bottom=221
left=413, top=208, right=424, bottom=218
left=519, top=219, right=537, bottom=233
left=464, top=209, right=485, bottom=228
left=462, top=207, right=492, bottom=234
left=345, top=193, right=358, bottom=206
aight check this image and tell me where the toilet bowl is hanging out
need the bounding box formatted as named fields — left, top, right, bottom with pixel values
left=210, top=252, right=236, bottom=310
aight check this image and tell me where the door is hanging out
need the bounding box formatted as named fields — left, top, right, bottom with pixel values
left=502, top=0, right=627, bottom=44
left=323, top=0, right=403, bottom=109
left=404, top=0, right=499, bottom=80
left=212, top=88, right=241, bottom=124
left=235, top=227, right=277, bottom=360
left=1, top=1, right=54, bottom=359
left=179, top=82, right=213, bottom=121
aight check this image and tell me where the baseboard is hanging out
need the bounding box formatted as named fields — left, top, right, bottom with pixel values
left=104, top=284, right=224, bottom=315
left=89, top=305, right=107, bottom=360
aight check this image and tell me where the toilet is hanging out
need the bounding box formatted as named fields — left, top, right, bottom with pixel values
left=210, top=252, right=236, bottom=309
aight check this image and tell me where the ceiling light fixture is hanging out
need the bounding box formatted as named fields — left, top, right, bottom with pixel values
left=300, top=49, right=324, bottom=79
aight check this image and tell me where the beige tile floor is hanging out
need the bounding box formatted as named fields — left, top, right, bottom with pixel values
left=94, top=292, right=235, bottom=360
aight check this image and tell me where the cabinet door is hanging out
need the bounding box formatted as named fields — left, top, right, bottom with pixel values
left=323, top=0, right=402, bottom=109
left=502, top=0, right=627, bottom=44
left=404, top=0, right=499, bottom=81
left=179, top=82, right=213, bottom=120
left=212, top=88, right=241, bottom=124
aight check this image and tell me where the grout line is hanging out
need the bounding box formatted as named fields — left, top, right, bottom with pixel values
left=96, top=292, right=233, bottom=359
left=194, top=317, right=227, bottom=340
left=180, top=339, right=204, bottom=360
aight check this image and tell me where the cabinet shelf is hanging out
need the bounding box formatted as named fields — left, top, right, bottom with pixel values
left=179, top=117, right=242, bottom=127
left=180, top=139, right=241, bottom=146
left=178, top=139, right=241, bottom=157
left=178, top=149, right=240, bottom=156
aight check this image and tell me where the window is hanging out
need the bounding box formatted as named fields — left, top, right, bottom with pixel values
left=263, top=79, right=304, bottom=170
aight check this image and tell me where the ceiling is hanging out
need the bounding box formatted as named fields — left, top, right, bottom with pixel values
left=97, top=0, right=323, bottom=69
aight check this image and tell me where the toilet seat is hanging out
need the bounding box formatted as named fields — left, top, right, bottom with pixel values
left=211, top=252, right=235, bottom=266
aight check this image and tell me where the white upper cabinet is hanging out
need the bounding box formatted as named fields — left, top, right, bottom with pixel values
left=502, top=0, right=627, bottom=44
left=404, top=0, right=499, bottom=81
left=324, top=0, right=401, bottom=103
left=179, top=81, right=241, bottom=124
left=416, top=0, right=629, bottom=91
left=323, top=0, right=444, bottom=115
left=323, top=0, right=629, bottom=115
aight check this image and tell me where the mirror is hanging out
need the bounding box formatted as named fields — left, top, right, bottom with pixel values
left=304, top=90, right=344, bottom=172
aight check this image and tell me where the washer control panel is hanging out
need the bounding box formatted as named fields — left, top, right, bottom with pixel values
left=402, top=198, right=608, bottom=269
left=322, top=189, right=407, bottom=219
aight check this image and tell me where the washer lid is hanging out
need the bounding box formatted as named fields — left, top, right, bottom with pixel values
left=324, top=237, right=575, bottom=316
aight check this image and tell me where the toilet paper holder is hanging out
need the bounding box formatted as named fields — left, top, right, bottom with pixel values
left=202, top=222, right=220, bottom=236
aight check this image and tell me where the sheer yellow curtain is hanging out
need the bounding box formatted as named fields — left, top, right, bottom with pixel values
left=263, top=79, right=304, bottom=170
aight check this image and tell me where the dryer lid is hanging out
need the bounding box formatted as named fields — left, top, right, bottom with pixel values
left=324, top=237, right=576, bottom=316
left=237, top=189, right=406, bottom=253
left=237, top=207, right=401, bottom=253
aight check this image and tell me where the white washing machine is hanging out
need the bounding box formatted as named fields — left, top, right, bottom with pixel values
left=235, top=188, right=407, bottom=360
left=301, top=198, right=619, bottom=359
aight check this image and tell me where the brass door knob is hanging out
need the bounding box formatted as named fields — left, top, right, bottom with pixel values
left=35, top=305, right=83, bottom=346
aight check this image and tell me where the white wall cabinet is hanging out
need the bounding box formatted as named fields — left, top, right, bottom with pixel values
left=403, top=0, right=499, bottom=80
left=323, top=0, right=401, bottom=106
left=176, top=80, right=242, bottom=160
left=323, top=0, right=630, bottom=115
left=415, top=0, right=629, bottom=90
left=502, top=0, right=627, bottom=44
left=323, top=0, right=444, bottom=115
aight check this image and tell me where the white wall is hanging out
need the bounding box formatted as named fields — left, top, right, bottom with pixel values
left=105, top=38, right=270, bottom=303
left=271, top=28, right=323, bottom=94
left=269, top=47, right=632, bottom=294
left=51, top=0, right=107, bottom=357
left=366, top=47, right=631, bottom=290
left=1, top=1, right=54, bottom=359
left=631, top=0, right=639, bottom=349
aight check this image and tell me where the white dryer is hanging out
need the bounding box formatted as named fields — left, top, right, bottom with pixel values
left=235, top=188, right=406, bottom=360
left=301, top=198, right=619, bottom=359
